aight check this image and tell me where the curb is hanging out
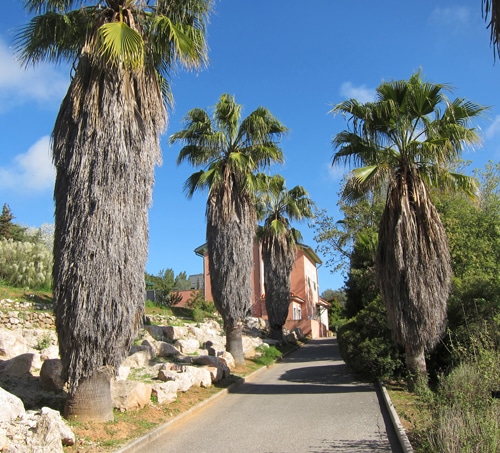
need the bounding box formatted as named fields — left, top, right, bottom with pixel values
left=114, top=362, right=270, bottom=453
left=378, top=381, right=414, bottom=453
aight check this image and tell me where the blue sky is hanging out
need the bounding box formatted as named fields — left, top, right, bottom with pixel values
left=1, top=0, right=499, bottom=292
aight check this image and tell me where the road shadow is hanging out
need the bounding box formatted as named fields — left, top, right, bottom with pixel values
left=230, top=338, right=376, bottom=396
left=281, top=338, right=343, bottom=363
left=307, top=437, right=394, bottom=452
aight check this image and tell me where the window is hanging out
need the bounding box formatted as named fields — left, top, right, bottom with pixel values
left=293, top=305, right=302, bottom=320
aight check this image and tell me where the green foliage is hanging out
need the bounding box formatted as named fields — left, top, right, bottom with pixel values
left=0, top=204, right=27, bottom=241
left=145, top=268, right=191, bottom=306
left=189, top=292, right=218, bottom=323
left=337, top=298, right=405, bottom=381
left=34, top=332, right=52, bottom=351
left=0, top=238, right=52, bottom=290
left=424, top=335, right=500, bottom=452
left=253, top=345, right=283, bottom=367
left=327, top=298, right=346, bottom=333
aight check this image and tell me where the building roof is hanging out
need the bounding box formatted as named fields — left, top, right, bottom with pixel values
left=296, top=243, right=322, bottom=265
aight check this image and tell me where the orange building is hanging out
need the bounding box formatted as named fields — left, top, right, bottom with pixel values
left=194, top=242, right=329, bottom=338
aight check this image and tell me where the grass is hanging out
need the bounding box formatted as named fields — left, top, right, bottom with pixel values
left=385, top=382, right=432, bottom=451
left=0, top=282, right=53, bottom=307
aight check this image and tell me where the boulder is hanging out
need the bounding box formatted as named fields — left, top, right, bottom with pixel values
left=157, top=369, right=178, bottom=382
left=242, top=336, right=263, bottom=358
left=162, top=325, right=188, bottom=341
left=0, top=386, right=25, bottom=422
left=219, top=351, right=236, bottom=370
left=185, top=366, right=212, bottom=388
left=284, top=331, right=299, bottom=344
left=122, top=349, right=154, bottom=368
left=144, top=325, right=165, bottom=341
left=40, top=345, right=60, bottom=361
left=111, top=381, right=152, bottom=412
left=191, top=355, right=230, bottom=381
left=117, top=365, right=131, bottom=381
left=151, top=381, right=179, bottom=405
left=40, top=359, right=65, bottom=391
left=155, top=341, right=180, bottom=358
left=174, top=338, right=200, bottom=355
left=0, top=353, right=35, bottom=378
left=0, top=328, right=29, bottom=359
left=37, top=407, right=75, bottom=447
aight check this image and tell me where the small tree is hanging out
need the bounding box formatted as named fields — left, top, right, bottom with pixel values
left=0, top=204, right=26, bottom=241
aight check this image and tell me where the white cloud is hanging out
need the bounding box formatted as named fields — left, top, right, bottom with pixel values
left=429, top=7, right=471, bottom=30
left=485, top=115, right=500, bottom=140
left=325, top=161, right=346, bottom=182
left=0, top=38, right=68, bottom=112
left=339, top=82, right=376, bottom=103
left=0, top=136, right=55, bottom=192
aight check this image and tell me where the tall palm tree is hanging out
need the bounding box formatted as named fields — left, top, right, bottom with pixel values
left=256, top=174, right=313, bottom=341
left=172, top=94, right=287, bottom=364
left=331, top=71, right=486, bottom=388
left=16, top=0, right=211, bottom=421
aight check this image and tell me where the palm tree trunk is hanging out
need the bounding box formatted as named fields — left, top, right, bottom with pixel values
left=226, top=324, right=245, bottom=365
left=405, top=344, right=427, bottom=392
left=270, top=325, right=284, bottom=342
left=64, top=370, right=113, bottom=422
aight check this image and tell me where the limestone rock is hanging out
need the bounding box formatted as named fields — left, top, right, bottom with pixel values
left=0, top=386, right=25, bottom=422
left=174, top=338, right=200, bottom=355
left=219, top=351, right=236, bottom=370
left=0, top=353, right=35, bottom=378
left=122, top=348, right=154, bottom=368
left=38, top=407, right=75, bottom=447
left=144, top=325, right=165, bottom=341
left=111, top=381, right=152, bottom=412
left=0, top=329, right=29, bottom=359
left=151, top=381, right=179, bottom=404
left=191, top=355, right=230, bottom=382
left=40, top=359, right=65, bottom=391
left=155, top=341, right=180, bottom=358
left=162, top=325, right=188, bottom=341
left=185, top=366, right=212, bottom=388
left=117, top=365, right=131, bottom=381
left=242, top=336, right=263, bottom=358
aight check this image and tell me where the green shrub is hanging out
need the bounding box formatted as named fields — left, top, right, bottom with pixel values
left=425, top=348, right=500, bottom=451
left=253, top=345, right=282, bottom=367
left=0, top=238, right=52, bottom=290
left=34, top=333, right=52, bottom=351
left=189, top=295, right=218, bottom=323
left=337, top=298, right=405, bottom=381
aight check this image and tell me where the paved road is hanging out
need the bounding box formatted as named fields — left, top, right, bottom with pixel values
left=128, top=338, right=402, bottom=453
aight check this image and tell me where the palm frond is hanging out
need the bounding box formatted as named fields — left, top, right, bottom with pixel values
left=482, top=0, right=500, bottom=59
left=23, top=0, right=84, bottom=14
left=98, top=21, right=144, bottom=69
left=15, top=9, right=94, bottom=66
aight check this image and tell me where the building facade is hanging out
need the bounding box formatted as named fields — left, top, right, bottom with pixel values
left=195, top=241, right=329, bottom=338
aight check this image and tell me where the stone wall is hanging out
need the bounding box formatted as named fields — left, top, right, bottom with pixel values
left=0, top=299, right=55, bottom=330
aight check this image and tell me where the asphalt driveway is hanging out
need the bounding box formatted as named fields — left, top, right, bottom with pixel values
left=121, top=338, right=403, bottom=453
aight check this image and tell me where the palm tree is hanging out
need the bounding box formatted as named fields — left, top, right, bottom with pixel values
left=482, top=0, right=500, bottom=58
left=256, top=174, right=313, bottom=341
left=331, top=71, right=486, bottom=388
left=172, top=94, right=287, bottom=364
left=16, top=0, right=211, bottom=421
